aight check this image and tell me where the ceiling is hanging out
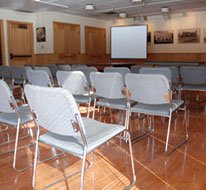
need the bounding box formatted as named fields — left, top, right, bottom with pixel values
left=0, top=0, right=206, bottom=20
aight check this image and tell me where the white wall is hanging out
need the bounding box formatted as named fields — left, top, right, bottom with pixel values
left=0, top=9, right=36, bottom=65
left=106, top=11, right=206, bottom=54
left=0, top=9, right=107, bottom=65
left=35, top=12, right=107, bottom=54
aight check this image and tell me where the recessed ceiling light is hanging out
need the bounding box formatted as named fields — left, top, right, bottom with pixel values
left=85, top=4, right=94, bottom=11
left=118, top=12, right=127, bottom=19
left=132, top=0, right=143, bottom=3
left=161, top=7, right=170, bottom=13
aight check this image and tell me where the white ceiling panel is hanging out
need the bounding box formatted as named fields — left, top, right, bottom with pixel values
left=0, top=0, right=205, bottom=20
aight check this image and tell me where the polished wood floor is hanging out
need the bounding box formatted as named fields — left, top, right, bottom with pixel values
left=1, top=97, right=206, bottom=190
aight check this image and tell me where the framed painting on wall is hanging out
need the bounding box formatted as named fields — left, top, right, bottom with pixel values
left=36, top=27, right=46, bottom=42
left=204, top=28, right=206, bottom=43
left=154, top=30, right=174, bottom=44
left=178, top=28, right=200, bottom=43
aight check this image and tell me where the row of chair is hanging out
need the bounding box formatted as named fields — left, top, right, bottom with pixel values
left=0, top=77, right=136, bottom=189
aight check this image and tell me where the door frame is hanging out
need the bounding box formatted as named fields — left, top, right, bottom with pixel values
left=0, top=20, right=6, bottom=65
left=7, top=20, right=34, bottom=66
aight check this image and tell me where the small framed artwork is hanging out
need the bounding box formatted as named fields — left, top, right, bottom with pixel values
left=36, top=27, right=46, bottom=42
left=154, top=30, right=174, bottom=44
left=178, top=28, right=200, bottom=43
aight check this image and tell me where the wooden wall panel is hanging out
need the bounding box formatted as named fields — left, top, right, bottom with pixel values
left=34, top=53, right=206, bottom=66
left=0, top=20, right=6, bottom=65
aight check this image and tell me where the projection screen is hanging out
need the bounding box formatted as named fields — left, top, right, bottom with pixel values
left=111, top=25, right=147, bottom=59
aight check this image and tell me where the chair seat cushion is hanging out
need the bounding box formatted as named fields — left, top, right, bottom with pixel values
left=0, top=104, right=33, bottom=126
left=131, top=99, right=184, bottom=116
left=182, top=84, right=206, bottom=91
left=74, top=94, right=92, bottom=104
left=96, top=98, right=128, bottom=110
left=39, top=117, right=124, bottom=158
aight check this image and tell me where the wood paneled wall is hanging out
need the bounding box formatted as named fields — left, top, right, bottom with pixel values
left=34, top=53, right=206, bottom=66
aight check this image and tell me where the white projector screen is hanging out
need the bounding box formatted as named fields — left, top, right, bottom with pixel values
left=111, top=25, right=147, bottom=59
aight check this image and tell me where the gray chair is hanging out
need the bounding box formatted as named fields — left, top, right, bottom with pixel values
left=131, top=65, right=152, bottom=73
left=34, top=66, right=54, bottom=86
left=24, top=84, right=136, bottom=189
left=0, top=80, right=33, bottom=171
left=27, top=70, right=53, bottom=87
left=10, top=66, right=28, bottom=86
left=125, top=73, right=188, bottom=153
left=104, top=66, right=131, bottom=79
left=56, top=71, right=91, bottom=117
left=74, top=66, right=98, bottom=87
left=180, top=66, right=206, bottom=103
left=139, top=67, right=172, bottom=81
left=46, top=64, right=58, bottom=78
left=71, top=64, right=88, bottom=70
left=0, top=66, right=11, bottom=81
left=90, top=72, right=129, bottom=125
left=57, top=64, right=72, bottom=71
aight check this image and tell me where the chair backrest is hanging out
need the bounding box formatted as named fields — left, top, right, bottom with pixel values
left=90, top=72, right=125, bottom=99
left=47, top=65, right=58, bottom=77
left=125, top=74, right=171, bottom=105
left=24, top=66, right=33, bottom=70
left=71, top=64, right=87, bottom=70
left=131, top=65, right=152, bottom=74
left=158, top=66, right=179, bottom=84
left=57, top=64, right=71, bottom=71
left=0, top=80, right=17, bottom=113
left=56, top=71, right=88, bottom=95
left=74, top=67, right=98, bottom=86
left=24, top=84, right=85, bottom=136
left=34, top=66, right=52, bottom=78
left=104, top=67, right=131, bottom=78
left=0, top=66, right=11, bottom=79
left=10, top=66, right=28, bottom=81
left=139, top=67, right=172, bottom=81
left=27, top=70, right=52, bottom=87
left=180, top=66, right=206, bottom=85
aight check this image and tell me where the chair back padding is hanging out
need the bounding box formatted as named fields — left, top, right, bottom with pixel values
left=27, top=70, right=51, bottom=87
left=74, top=67, right=98, bottom=86
left=0, top=66, right=11, bottom=79
left=125, top=74, right=170, bottom=105
left=56, top=71, right=88, bottom=95
left=10, top=66, right=28, bottom=80
left=71, top=64, right=87, bottom=70
left=47, top=65, right=58, bottom=77
left=0, top=80, right=16, bottom=113
left=90, top=72, right=125, bottom=99
left=34, top=66, right=52, bottom=78
left=24, top=85, right=84, bottom=136
left=57, top=64, right=72, bottom=71
left=139, top=67, right=172, bottom=81
left=180, top=66, right=206, bottom=84
left=104, top=67, right=131, bottom=78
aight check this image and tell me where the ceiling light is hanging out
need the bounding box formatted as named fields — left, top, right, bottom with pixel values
left=118, top=12, right=127, bottom=19
left=161, top=7, right=170, bottom=13
left=132, top=0, right=143, bottom=3
left=85, top=4, right=94, bottom=11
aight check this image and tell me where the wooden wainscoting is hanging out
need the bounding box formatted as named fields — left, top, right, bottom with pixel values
left=34, top=53, right=206, bottom=66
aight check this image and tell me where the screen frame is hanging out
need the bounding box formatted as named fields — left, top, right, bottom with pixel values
left=110, top=25, right=148, bottom=59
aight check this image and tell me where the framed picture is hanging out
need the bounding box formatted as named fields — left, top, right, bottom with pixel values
left=154, top=30, right=174, bottom=44
left=204, top=28, right=206, bottom=43
left=36, top=27, right=46, bottom=42
left=178, top=28, right=200, bottom=43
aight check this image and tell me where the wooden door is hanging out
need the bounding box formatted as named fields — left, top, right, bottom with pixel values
left=53, top=22, right=80, bottom=64
left=7, top=21, right=34, bottom=66
left=85, top=26, right=106, bottom=63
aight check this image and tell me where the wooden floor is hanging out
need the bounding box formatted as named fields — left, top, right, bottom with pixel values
left=1, top=98, right=206, bottom=190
